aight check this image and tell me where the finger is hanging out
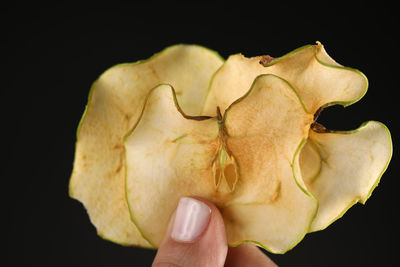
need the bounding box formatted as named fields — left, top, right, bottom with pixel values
left=152, top=197, right=228, bottom=267
left=225, top=243, right=278, bottom=267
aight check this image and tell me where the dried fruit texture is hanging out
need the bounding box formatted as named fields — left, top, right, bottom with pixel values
left=70, top=42, right=392, bottom=253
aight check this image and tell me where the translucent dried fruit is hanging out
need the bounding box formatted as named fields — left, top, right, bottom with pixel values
left=70, top=42, right=392, bottom=253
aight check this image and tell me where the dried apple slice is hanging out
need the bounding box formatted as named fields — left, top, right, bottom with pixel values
left=202, top=42, right=367, bottom=116
left=298, top=121, right=392, bottom=231
left=201, top=41, right=391, bottom=233
left=125, top=75, right=318, bottom=253
left=221, top=75, right=317, bottom=253
left=69, top=45, right=224, bottom=246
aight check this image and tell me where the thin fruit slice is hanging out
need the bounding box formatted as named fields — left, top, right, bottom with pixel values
left=125, top=75, right=317, bottom=253
left=298, top=121, right=392, bottom=231
left=221, top=75, right=317, bottom=253
left=202, top=42, right=367, bottom=116
left=69, top=45, right=224, bottom=246
left=201, top=41, right=391, bottom=234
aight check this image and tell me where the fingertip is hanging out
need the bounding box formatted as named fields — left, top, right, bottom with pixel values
left=152, top=197, right=227, bottom=267
left=170, top=197, right=211, bottom=243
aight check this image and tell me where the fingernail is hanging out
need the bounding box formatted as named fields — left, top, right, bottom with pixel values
left=171, top=197, right=211, bottom=243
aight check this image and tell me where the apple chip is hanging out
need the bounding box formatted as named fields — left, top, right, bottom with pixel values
left=69, top=45, right=224, bottom=246
left=200, top=41, right=391, bottom=234
left=202, top=42, right=367, bottom=116
left=125, top=75, right=317, bottom=253
left=298, top=121, right=392, bottom=231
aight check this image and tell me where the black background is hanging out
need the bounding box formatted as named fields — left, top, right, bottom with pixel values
left=3, top=5, right=399, bottom=267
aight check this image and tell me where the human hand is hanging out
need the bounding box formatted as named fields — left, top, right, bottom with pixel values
left=152, top=197, right=277, bottom=267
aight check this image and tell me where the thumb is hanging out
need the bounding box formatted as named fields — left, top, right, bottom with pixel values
left=152, top=197, right=228, bottom=267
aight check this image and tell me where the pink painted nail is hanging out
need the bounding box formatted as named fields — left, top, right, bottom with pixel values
left=171, top=197, right=211, bottom=243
